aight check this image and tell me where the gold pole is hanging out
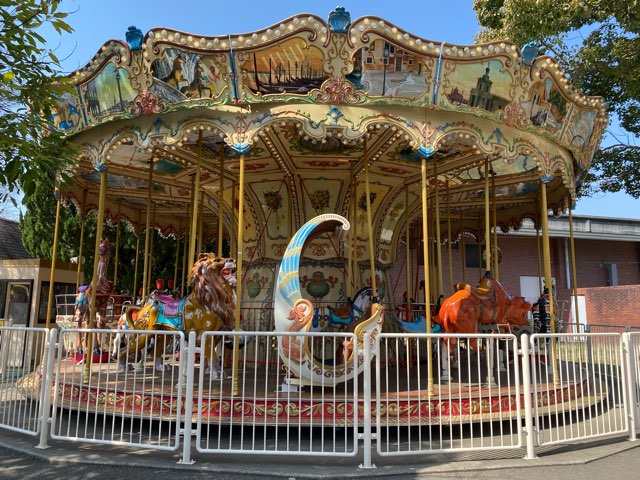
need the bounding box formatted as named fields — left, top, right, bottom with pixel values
left=484, top=159, right=491, bottom=277
left=141, top=158, right=154, bottom=300
left=446, top=180, right=453, bottom=294
left=429, top=199, right=436, bottom=304
left=181, top=230, right=189, bottom=296
left=232, top=154, right=246, bottom=396
left=218, top=145, right=225, bottom=257
left=540, top=179, right=559, bottom=385
left=363, top=141, right=378, bottom=300
left=147, top=207, right=155, bottom=294
left=434, top=163, right=443, bottom=299
left=76, top=189, right=87, bottom=290
left=460, top=210, right=466, bottom=284
left=569, top=206, right=580, bottom=332
left=421, top=158, right=433, bottom=395
left=491, top=172, right=499, bottom=280
left=352, top=175, right=359, bottom=289
left=345, top=161, right=354, bottom=300
left=188, top=131, right=203, bottom=267
left=83, top=167, right=108, bottom=384
left=536, top=221, right=543, bottom=296
left=230, top=181, right=236, bottom=260
left=405, top=185, right=411, bottom=316
left=45, top=188, right=62, bottom=330
left=112, top=205, right=121, bottom=289
left=173, top=225, right=181, bottom=291
left=132, top=228, right=140, bottom=299
left=197, top=191, right=205, bottom=255
left=184, top=180, right=195, bottom=292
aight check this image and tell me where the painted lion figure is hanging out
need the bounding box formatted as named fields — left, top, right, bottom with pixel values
left=118, top=254, right=236, bottom=378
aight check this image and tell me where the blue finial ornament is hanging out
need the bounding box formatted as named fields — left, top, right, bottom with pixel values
left=232, top=142, right=252, bottom=155
left=521, top=41, right=540, bottom=65
left=417, top=145, right=435, bottom=159
left=540, top=174, right=553, bottom=184
left=126, top=26, right=143, bottom=52
left=328, top=7, right=351, bottom=34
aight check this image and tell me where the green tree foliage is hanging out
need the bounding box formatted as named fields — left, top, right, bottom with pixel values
left=0, top=0, right=76, bottom=207
left=19, top=175, right=189, bottom=293
left=473, top=0, right=640, bottom=198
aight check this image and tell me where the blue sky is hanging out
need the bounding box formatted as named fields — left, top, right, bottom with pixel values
left=43, top=0, right=639, bottom=219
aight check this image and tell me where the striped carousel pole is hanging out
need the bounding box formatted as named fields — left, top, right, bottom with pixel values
left=147, top=206, right=156, bottom=293
left=459, top=210, right=466, bottom=284
left=491, top=171, right=499, bottom=280
left=132, top=217, right=141, bottom=300
left=45, top=187, right=62, bottom=330
left=187, top=131, right=203, bottom=270
left=83, top=164, right=108, bottom=384
left=232, top=151, right=246, bottom=396
left=434, top=161, right=443, bottom=300
left=345, top=160, right=354, bottom=300
left=421, top=157, right=433, bottom=395
left=483, top=158, right=491, bottom=277
left=112, top=204, right=121, bottom=289
left=405, top=185, right=411, bottom=318
left=446, top=180, right=453, bottom=295
left=363, top=139, right=378, bottom=301
left=173, top=223, right=181, bottom=291
left=568, top=205, right=581, bottom=333
left=218, top=144, right=225, bottom=258
left=539, top=176, right=559, bottom=385
left=141, top=158, right=154, bottom=299
left=76, top=189, right=87, bottom=290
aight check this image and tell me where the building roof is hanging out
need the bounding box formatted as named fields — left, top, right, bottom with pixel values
left=0, top=217, right=33, bottom=260
left=512, top=215, right=640, bottom=242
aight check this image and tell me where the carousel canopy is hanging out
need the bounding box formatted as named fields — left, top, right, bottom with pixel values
left=52, top=8, right=606, bottom=265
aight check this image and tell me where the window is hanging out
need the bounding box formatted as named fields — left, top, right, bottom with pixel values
left=604, top=262, right=619, bottom=286
left=38, top=282, right=76, bottom=324
left=408, top=59, right=413, bottom=65
left=464, top=244, right=486, bottom=269
left=366, top=56, right=373, bottom=64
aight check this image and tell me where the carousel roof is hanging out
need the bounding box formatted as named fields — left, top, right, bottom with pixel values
left=52, top=7, right=607, bottom=264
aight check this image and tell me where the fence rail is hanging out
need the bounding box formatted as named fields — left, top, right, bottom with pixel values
left=49, top=328, right=185, bottom=451
left=2, top=325, right=640, bottom=467
left=195, top=331, right=359, bottom=457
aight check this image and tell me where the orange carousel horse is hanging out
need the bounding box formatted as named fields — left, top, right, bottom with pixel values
left=434, top=277, right=531, bottom=349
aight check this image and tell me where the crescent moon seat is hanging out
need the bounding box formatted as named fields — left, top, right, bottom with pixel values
left=274, top=214, right=385, bottom=387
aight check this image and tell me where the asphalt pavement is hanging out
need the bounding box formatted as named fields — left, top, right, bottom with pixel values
left=0, top=427, right=639, bottom=479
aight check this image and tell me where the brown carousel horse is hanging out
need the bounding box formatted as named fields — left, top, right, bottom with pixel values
left=434, top=277, right=531, bottom=350
left=117, top=255, right=236, bottom=378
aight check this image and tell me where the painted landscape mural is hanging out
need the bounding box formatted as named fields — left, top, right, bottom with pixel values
left=241, top=38, right=328, bottom=95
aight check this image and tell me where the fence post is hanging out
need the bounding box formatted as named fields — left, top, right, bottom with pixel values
left=36, top=328, right=58, bottom=449
left=520, top=334, right=537, bottom=459
left=622, top=333, right=637, bottom=441
left=178, top=330, right=197, bottom=464
left=359, top=332, right=376, bottom=469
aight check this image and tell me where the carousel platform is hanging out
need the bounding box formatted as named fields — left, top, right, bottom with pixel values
left=17, top=352, right=606, bottom=428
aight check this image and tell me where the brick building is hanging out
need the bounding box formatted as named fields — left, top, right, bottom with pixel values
left=390, top=214, right=640, bottom=330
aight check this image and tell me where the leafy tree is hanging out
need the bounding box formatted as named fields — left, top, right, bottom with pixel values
left=0, top=0, right=76, bottom=208
left=473, top=0, right=640, bottom=198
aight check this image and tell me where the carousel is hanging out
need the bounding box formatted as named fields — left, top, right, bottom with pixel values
left=25, top=7, right=607, bottom=427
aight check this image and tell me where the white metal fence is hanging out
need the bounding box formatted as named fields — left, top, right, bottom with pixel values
left=529, top=333, right=629, bottom=446
left=375, top=333, right=522, bottom=456
left=194, top=331, right=359, bottom=457
left=49, top=328, right=185, bottom=451
left=2, top=326, right=640, bottom=467
left=0, top=326, right=49, bottom=437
